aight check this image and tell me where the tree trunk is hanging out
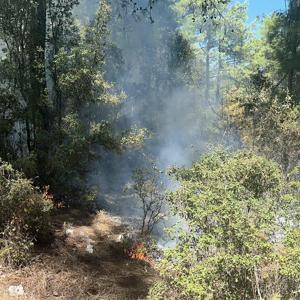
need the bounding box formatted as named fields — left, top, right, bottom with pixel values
left=205, top=26, right=212, bottom=103
left=28, top=0, right=47, bottom=135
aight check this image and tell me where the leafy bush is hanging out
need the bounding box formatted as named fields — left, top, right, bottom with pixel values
left=0, top=160, right=53, bottom=266
left=150, top=150, right=300, bottom=299
left=225, top=84, right=300, bottom=173
left=0, top=220, right=33, bottom=267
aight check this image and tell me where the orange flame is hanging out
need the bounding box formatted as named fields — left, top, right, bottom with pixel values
left=127, top=242, right=154, bottom=267
left=43, top=186, right=65, bottom=209
left=55, top=201, right=65, bottom=209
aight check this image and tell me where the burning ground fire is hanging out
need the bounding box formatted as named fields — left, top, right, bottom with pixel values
left=126, top=242, right=155, bottom=267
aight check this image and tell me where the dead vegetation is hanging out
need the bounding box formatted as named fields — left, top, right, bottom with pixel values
left=0, top=210, right=157, bottom=300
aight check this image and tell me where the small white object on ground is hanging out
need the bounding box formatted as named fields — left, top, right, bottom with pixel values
left=116, top=234, right=124, bottom=242
left=86, top=244, right=94, bottom=254
left=85, top=237, right=93, bottom=244
left=8, top=284, right=24, bottom=296
left=65, top=228, right=74, bottom=235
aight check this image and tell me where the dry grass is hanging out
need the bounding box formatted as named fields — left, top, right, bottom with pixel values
left=0, top=210, right=157, bottom=300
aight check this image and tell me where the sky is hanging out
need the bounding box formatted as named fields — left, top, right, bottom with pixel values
left=247, top=0, right=287, bottom=21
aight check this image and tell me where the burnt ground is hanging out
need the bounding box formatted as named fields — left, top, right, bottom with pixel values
left=0, top=209, right=157, bottom=300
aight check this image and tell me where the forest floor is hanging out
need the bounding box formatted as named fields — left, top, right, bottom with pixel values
left=0, top=209, right=157, bottom=300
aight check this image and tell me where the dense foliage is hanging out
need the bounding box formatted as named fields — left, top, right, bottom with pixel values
left=0, top=160, right=53, bottom=266
left=0, top=0, right=299, bottom=297
left=150, top=150, right=300, bottom=299
left=150, top=1, right=300, bottom=299
left=225, top=0, right=300, bottom=173
left=0, top=0, right=144, bottom=202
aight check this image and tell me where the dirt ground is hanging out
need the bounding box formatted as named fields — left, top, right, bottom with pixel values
left=0, top=210, right=157, bottom=300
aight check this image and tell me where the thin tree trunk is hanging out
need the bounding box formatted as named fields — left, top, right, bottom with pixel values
left=216, top=42, right=223, bottom=117
left=205, top=26, right=212, bottom=103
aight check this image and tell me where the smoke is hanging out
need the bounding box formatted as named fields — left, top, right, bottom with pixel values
left=77, top=0, right=222, bottom=237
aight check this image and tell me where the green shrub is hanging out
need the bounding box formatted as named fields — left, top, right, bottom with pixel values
left=0, top=159, right=53, bottom=266
left=0, top=220, right=33, bottom=267
left=151, top=150, right=300, bottom=299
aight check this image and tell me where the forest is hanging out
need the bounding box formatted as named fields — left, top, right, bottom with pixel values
left=0, top=0, right=299, bottom=299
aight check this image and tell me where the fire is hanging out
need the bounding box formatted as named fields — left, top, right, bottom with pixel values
left=126, top=242, right=154, bottom=267
left=43, top=186, right=65, bottom=209
left=55, top=201, right=65, bottom=209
